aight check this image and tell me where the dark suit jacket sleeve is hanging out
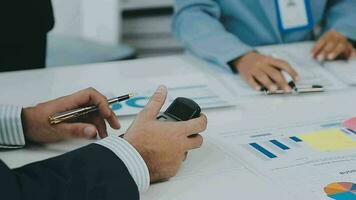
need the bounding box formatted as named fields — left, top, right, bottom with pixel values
left=0, top=144, right=139, bottom=200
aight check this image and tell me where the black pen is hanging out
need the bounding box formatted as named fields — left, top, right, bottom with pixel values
left=270, top=53, right=297, bottom=92
left=49, top=93, right=135, bottom=125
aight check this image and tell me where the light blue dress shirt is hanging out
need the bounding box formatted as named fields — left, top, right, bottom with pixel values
left=172, top=0, right=356, bottom=71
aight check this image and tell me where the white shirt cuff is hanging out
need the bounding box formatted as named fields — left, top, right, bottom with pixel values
left=96, top=136, right=150, bottom=192
left=0, top=105, right=26, bottom=148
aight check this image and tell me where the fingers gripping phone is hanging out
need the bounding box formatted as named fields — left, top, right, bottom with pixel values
left=120, top=97, right=201, bottom=138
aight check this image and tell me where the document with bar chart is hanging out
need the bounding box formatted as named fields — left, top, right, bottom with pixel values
left=209, top=115, right=356, bottom=200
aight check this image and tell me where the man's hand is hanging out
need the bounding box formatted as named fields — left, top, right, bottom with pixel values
left=22, top=88, right=120, bottom=143
left=124, top=86, right=207, bottom=183
left=312, top=30, right=354, bottom=61
left=233, top=52, right=299, bottom=92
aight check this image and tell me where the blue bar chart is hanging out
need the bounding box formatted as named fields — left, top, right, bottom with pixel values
left=290, top=136, right=303, bottom=142
left=249, top=143, right=277, bottom=159
left=248, top=136, right=303, bottom=159
left=270, top=140, right=290, bottom=150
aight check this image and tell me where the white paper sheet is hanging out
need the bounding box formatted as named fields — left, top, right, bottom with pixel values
left=141, top=137, right=290, bottom=200
left=257, top=42, right=347, bottom=91
left=106, top=59, right=236, bottom=116
left=324, top=59, right=356, bottom=85
left=203, top=42, right=348, bottom=100
left=205, top=91, right=356, bottom=200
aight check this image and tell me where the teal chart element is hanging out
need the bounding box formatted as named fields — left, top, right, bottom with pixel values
left=248, top=136, right=303, bottom=160
left=126, top=96, right=149, bottom=108
left=111, top=96, right=149, bottom=111
left=112, top=102, right=123, bottom=111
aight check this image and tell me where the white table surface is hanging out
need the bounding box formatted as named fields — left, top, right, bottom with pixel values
left=1, top=53, right=355, bottom=200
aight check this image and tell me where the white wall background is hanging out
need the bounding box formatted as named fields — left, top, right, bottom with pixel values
left=50, top=0, right=122, bottom=45
left=49, top=0, right=179, bottom=57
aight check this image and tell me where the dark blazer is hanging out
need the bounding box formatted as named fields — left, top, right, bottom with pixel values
left=0, top=0, right=55, bottom=72
left=0, top=144, right=139, bottom=200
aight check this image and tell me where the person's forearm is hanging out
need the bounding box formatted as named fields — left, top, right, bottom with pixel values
left=0, top=103, right=149, bottom=193
left=0, top=105, right=25, bottom=148
left=172, top=0, right=254, bottom=71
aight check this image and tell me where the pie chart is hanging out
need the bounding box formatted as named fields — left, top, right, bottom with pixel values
left=324, top=182, right=356, bottom=200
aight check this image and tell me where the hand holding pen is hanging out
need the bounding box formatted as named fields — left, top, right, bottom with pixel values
left=232, top=52, right=300, bottom=93
left=22, top=88, right=128, bottom=143
left=49, top=93, right=134, bottom=125
left=260, top=54, right=325, bottom=95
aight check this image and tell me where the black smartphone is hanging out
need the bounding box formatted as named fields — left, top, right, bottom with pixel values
left=157, top=97, right=201, bottom=121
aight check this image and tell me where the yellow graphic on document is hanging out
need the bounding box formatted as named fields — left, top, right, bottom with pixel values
left=299, top=129, right=356, bottom=152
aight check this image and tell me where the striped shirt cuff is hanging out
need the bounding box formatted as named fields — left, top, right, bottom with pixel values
left=0, top=105, right=25, bottom=148
left=96, top=136, right=150, bottom=192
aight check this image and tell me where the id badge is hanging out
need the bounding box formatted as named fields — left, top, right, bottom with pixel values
left=275, top=0, right=313, bottom=33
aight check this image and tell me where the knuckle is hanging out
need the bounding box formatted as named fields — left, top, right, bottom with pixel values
left=70, top=126, right=82, bottom=136
left=197, top=135, right=204, bottom=146
left=256, top=58, right=267, bottom=65
left=86, top=87, right=101, bottom=97
left=284, top=63, right=293, bottom=70
left=100, top=97, right=109, bottom=105
left=183, top=125, right=190, bottom=136
left=98, top=102, right=109, bottom=111
left=270, top=70, right=279, bottom=77
left=87, top=87, right=96, bottom=93
left=99, top=93, right=108, bottom=100
left=274, top=77, right=284, bottom=85
left=254, top=62, right=263, bottom=68
left=280, top=60, right=289, bottom=67
left=271, top=77, right=281, bottom=85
